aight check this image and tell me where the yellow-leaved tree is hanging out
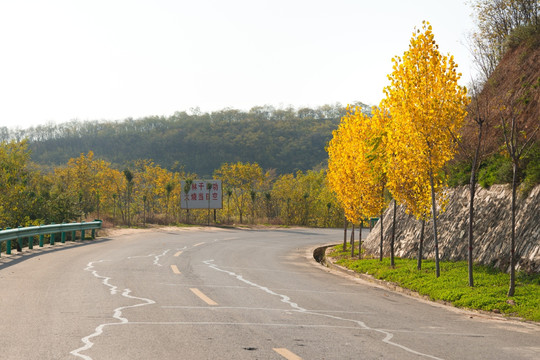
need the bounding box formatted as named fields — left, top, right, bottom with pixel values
left=383, top=105, right=434, bottom=270
left=382, top=21, right=469, bottom=277
left=133, top=160, right=173, bottom=224
left=54, top=151, right=116, bottom=221
left=214, top=162, right=265, bottom=224
left=270, top=169, right=340, bottom=227
left=327, top=105, right=388, bottom=258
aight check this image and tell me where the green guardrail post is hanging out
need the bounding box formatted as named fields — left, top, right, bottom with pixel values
left=71, top=222, right=76, bottom=241
left=6, top=227, right=11, bottom=255
left=39, top=228, right=44, bottom=247
left=28, top=235, right=33, bottom=250
left=91, top=219, right=99, bottom=239
left=50, top=223, right=55, bottom=245
left=61, top=223, right=66, bottom=244
left=81, top=221, right=86, bottom=240
left=97, top=219, right=102, bottom=239
left=17, top=226, right=23, bottom=252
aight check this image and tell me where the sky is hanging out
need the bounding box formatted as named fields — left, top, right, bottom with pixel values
left=0, top=0, right=477, bottom=129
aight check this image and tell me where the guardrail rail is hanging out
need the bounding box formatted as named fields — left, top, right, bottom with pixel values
left=0, top=220, right=102, bottom=257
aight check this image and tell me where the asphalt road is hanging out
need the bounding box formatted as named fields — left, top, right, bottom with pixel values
left=1, top=227, right=538, bottom=360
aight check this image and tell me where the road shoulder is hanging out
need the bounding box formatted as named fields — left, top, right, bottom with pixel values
left=307, top=243, right=540, bottom=328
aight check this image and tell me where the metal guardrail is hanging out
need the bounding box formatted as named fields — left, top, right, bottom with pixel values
left=0, top=220, right=102, bottom=257
left=369, top=218, right=379, bottom=228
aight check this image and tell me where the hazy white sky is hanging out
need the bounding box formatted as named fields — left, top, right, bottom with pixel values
left=0, top=0, right=476, bottom=129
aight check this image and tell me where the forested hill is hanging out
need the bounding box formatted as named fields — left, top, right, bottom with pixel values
left=3, top=103, right=370, bottom=176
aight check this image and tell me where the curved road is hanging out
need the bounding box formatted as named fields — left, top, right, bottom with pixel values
left=1, top=227, right=538, bottom=359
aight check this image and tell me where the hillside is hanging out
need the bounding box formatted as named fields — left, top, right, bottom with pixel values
left=449, top=28, right=540, bottom=190
left=364, top=184, right=540, bottom=272
left=2, top=104, right=371, bottom=176
left=486, top=30, right=540, bottom=132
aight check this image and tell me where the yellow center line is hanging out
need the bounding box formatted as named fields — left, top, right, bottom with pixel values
left=173, top=251, right=183, bottom=257
left=190, top=288, right=218, bottom=306
left=192, top=242, right=205, bottom=247
left=170, top=265, right=181, bottom=274
left=273, top=348, right=303, bottom=360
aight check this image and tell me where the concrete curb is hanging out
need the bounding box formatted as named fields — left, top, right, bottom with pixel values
left=312, top=243, right=436, bottom=301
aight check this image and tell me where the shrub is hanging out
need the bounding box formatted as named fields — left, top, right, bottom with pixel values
left=521, top=142, right=540, bottom=194
left=506, top=23, right=540, bottom=50
left=478, top=154, right=513, bottom=188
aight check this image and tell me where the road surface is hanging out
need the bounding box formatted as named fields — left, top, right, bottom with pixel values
left=1, top=227, right=538, bottom=359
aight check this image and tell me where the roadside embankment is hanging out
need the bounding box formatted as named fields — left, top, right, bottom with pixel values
left=363, top=184, right=540, bottom=273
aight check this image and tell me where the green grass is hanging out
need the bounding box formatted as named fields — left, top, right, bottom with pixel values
left=329, top=245, right=540, bottom=322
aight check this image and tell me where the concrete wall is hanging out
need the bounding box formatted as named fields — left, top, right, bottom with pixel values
left=363, top=184, right=540, bottom=273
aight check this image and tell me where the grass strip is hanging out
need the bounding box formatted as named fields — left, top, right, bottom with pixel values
left=329, top=245, right=540, bottom=322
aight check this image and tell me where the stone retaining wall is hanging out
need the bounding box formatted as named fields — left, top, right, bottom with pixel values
left=363, top=184, right=540, bottom=273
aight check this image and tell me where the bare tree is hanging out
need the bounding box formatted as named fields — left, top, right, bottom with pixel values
left=499, top=103, right=539, bottom=296
left=465, top=80, right=495, bottom=287
left=468, top=0, right=540, bottom=81
left=450, top=78, right=497, bottom=286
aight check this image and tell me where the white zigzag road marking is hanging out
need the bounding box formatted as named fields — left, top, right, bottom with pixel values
left=127, top=249, right=170, bottom=267
left=70, top=260, right=156, bottom=360
left=203, top=259, right=444, bottom=360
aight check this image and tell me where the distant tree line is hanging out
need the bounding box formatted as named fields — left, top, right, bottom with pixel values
left=0, top=103, right=371, bottom=176
left=0, top=142, right=345, bottom=252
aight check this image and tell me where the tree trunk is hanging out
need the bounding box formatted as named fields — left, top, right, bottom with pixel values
left=227, top=196, right=231, bottom=224
left=208, top=189, right=212, bottom=226
left=467, top=177, right=476, bottom=285
left=143, top=200, right=146, bottom=226
left=379, top=211, right=384, bottom=261
left=417, top=219, right=425, bottom=270
left=379, top=185, right=385, bottom=261
left=468, top=120, right=483, bottom=287
left=96, top=195, right=100, bottom=220
left=508, top=161, right=517, bottom=296
left=429, top=170, right=441, bottom=278
left=350, top=223, right=355, bottom=257
left=126, top=193, right=131, bottom=226
left=358, top=220, right=363, bottom=259
left=343, top=218, right=348, bottom=251
left=468, top=169, right=477, bottom=286
left=391, top=199, right=396, bottom=267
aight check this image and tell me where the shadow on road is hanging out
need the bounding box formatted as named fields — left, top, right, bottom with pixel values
left=0, top=237, right=112, bottom=270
